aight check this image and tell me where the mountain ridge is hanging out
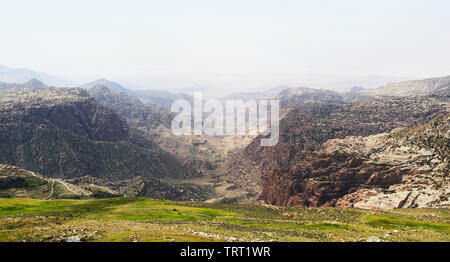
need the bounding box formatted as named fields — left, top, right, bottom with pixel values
left=0, top=65, right=73, bottom=87
left=360, top=75, right=450, bottom=97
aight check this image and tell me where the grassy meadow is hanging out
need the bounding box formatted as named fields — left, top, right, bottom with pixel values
left=0, top=197, right=448, bottom=242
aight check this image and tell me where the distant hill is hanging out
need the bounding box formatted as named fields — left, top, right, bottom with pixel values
left=349, top=86, right=365, bottom=93
left=80, top=78, right=131, bottom=94
left=81, top=79, right=193, bottom=108
left=0, top=78, right=47, bottom=90
left=361, top=75, right=450, bottom=97
left=0, top=65, right=73, bottom=87
left=0, top=78, right=49, bottom=89
left=226, top=86, right=342, bottom=103
left=134, top=89, right=193, bottom=109
left=276, top=87, right=343, bottom=106
left=88, top=85, right=172, bottom=130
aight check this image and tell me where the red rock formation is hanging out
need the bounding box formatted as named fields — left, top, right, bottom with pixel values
left=259, top=151, right=407, bottom=207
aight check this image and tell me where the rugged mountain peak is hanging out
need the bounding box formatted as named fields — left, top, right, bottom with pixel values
left=24, top=78, right=46, bottom=89
left=81, top=79, right=129, bottom=94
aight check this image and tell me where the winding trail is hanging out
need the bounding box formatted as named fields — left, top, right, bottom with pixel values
left=45, top=181, right=55, bottom=200
left=29, top=171, right=90, bottom=198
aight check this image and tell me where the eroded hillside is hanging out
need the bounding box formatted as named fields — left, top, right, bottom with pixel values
left=228, top=96, right=449, bottom=199
left=0, top=87, right=198, bottom=181
left=259, top=113, right=450, bottom=209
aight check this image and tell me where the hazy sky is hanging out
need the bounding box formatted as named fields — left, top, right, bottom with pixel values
left=1, top=0, right=449, bottom=91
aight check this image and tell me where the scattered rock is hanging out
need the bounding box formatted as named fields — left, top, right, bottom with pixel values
left=366, top=236, right=381, bottom=242
left=67, top=235, right=81, bottom=242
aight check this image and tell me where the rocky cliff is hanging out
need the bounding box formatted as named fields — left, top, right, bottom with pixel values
left=228, top=95, right=449, bottom=198
left=259, top=114, right=449, bottom=209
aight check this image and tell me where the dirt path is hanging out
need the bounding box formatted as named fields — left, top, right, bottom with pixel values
left=45, top=181, right=55, bottom=200
left=30, top=171, right=90, bottom=197
left=58, top=180, right=91, bottom=196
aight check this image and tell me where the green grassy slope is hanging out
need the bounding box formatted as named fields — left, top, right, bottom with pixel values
left=0, top=197, right=448, bottom=242
left=0, top=164, right=118, bottom=199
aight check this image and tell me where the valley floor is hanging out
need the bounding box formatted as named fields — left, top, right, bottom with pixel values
left=0, top=197, right=448, bottom=242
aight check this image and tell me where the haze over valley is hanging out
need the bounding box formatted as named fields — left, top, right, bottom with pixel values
left=0, top=0, right=449, bottom=243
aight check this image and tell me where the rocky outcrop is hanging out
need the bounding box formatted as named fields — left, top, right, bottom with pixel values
left=259, top=114, right=450, bottom=209
left=259, top=151, right=409, bottom=207
left=228, top=96, right=449, bottom=197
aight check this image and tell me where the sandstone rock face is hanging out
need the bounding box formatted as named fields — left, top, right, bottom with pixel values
left=332, top=115, right=450, bottom=209
left=0, top=87, right=199, bottom=181
left=229, top=96, right=449, bottom=198
left=259, top=151, right=406, bottom=207
left=259, top=114, right=450, bottom=209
